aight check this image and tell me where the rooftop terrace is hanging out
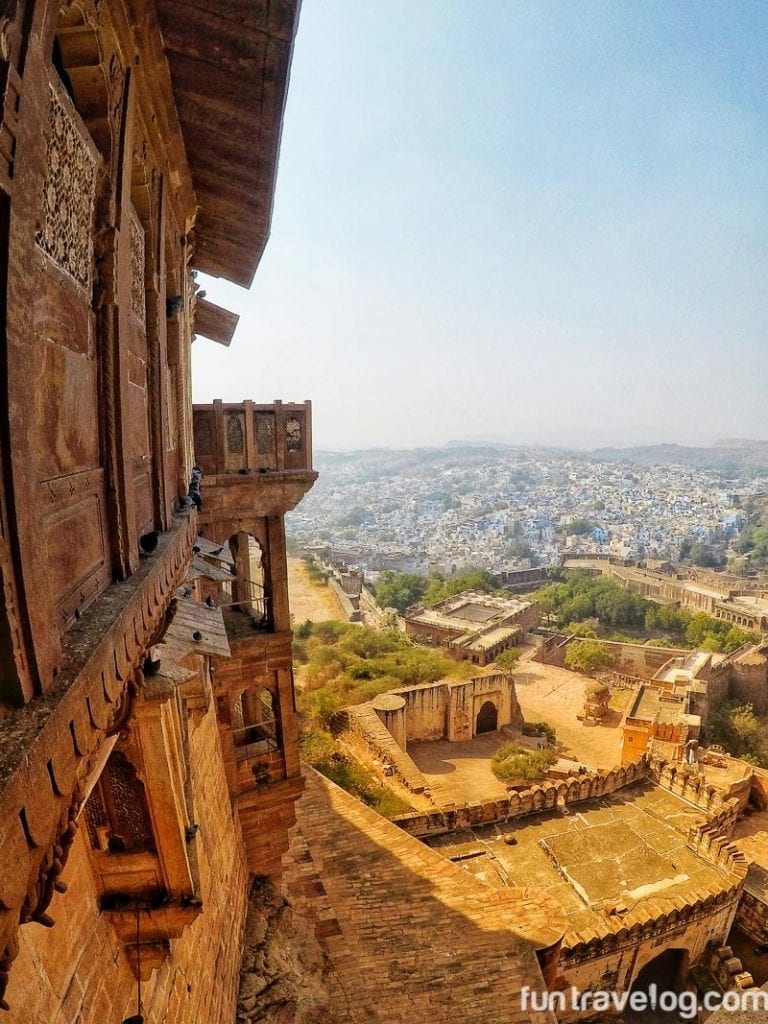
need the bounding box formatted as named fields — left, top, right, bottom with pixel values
left=425, top=782, right=726, bottom=940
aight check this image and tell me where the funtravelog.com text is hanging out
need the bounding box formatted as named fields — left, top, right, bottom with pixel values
left=520, top=985, right=768, bottom=1020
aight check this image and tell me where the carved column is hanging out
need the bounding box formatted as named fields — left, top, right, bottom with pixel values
left=98, top=64, right=139, bottom=576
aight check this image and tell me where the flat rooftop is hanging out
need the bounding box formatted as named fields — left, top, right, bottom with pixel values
left=654, top=651, right=710, bottom=684
left=425, top=782, right=725, bottom=940
left=629, top=685, right=664, bottom=721
left=407, top=590, right=532, bottom=630
left=447, top=601, right=501, bottom=623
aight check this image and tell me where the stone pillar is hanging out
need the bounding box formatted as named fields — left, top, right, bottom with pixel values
left=372, top=694, right=407, bottom=751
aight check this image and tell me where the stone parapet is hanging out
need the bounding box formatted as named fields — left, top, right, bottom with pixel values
left=342, top=706, right=429, bottom=794
left=392, top=757, right=652, bottom=836
left=651, top=758, right=741, bottom=833
left=560, top=886, right=743, bottom=966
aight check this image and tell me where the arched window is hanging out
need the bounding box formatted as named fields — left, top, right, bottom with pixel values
left=83, top=751, right=155, bottom=853
left=228, top=531, right=269, bottom=628
left=232, top=687, right=281, bottom=761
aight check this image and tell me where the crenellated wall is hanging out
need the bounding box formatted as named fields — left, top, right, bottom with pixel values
left=393, top=757, right=652, bottom=836
left=650, top=758, right=741, bottom=834
left=552, top=760, right=749, bottom=1018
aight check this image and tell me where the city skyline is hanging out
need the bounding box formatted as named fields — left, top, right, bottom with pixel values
left=191, top=0, right=768, bottom=451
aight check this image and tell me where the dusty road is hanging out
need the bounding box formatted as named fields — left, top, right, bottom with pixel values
left=514, top=655, right=632, bottom=769
left=287, top=556, right=343, bottom=623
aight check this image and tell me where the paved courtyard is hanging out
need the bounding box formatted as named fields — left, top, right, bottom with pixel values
left=425, top=783, right=718, bottom=938
left=405, top=655, right=635, bottom=806
left=407, top=731, right=512, bottom=804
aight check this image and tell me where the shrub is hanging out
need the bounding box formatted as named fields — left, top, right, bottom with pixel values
left=494, top=647, right=522, bottom=670
left=491, top=742, right=557, bottom=783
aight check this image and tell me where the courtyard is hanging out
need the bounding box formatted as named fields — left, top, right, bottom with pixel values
left=424, top=783, right=722, bottom=936
left=405, top=653, right=636, bottom=806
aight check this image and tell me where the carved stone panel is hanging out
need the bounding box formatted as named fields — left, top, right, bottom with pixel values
left=226, top=412, right=244, bottom=454
left=128, top=204, right=146, bottom=327
left=36, top=84, right=97, bottom=289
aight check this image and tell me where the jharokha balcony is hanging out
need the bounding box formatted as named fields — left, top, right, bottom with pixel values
left=193, top=399, right=314, bottom=475
left=191, top=400, right=315, bottom=849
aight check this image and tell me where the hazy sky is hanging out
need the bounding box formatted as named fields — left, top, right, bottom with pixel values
left=191, top=0, right=768, bottom=451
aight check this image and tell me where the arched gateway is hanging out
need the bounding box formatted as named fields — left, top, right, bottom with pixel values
left=476, top=700, right=498, bottom=734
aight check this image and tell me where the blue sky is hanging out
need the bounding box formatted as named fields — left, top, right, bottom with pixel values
left=192, top=0, right=768, bottom=450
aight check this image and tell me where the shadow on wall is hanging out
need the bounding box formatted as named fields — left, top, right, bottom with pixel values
left=281, top=769, right=567, bottom=1022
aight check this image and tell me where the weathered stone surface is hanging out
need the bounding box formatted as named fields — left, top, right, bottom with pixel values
left=237, top=877, right=340, bottom=1024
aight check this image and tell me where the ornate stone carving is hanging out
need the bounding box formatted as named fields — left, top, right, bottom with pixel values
left=285, top=416, right=301, bottom=453
left=226, top=412, right=245, bottom=455
left=36, top=85, right=97, bottom=289
left=255, top=410, right=275, bottom=456
left=128, top=205, right=146, bottom=326
left=84, top=750, right=155, bottom=852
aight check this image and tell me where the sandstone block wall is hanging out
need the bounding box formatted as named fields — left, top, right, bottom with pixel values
left=343, top=706, right=429, bottom=794
left=534, top=634, right=691, bottom=679
left=327, top=576, right=362, bottom=622
left=735, top=888, right=768, bottom=944
left=3, top=701, right=249, bottom=1024
left=728, top=658, right=768, bottom=715
left=558, top=897, right=744, bottom=1023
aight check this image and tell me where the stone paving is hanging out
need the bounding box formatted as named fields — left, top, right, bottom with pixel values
left=282, top=771, right=564, bottom=1024
left=424, top=783, right=719, bottom=939
left=407, top=730, right=512, bottom=804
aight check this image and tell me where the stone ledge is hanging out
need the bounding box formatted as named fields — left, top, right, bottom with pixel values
left=0, top=512, right=196, bottom=1007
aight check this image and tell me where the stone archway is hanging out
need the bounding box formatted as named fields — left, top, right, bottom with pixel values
left=476, top=700, right=498, bottom=734
left=626, top=948, right=690, bottom=1022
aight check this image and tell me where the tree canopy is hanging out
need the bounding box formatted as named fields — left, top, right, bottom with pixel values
left=491, top=742, right=557, bottom=783
left=706, top=701, right=768, bottom=768
left=564, top=639, right=616, bottom=674
left=533, top=571, right=759, bottom=653
left=372, top=571, right=427, bottom=612
left=373, top=567, right=499, bottom=613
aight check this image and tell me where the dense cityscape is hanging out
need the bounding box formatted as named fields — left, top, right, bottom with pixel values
left=287, top=444, right=768, bottom=574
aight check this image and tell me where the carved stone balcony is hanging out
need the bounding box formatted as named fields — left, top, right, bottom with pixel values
left=192, top=400, right=316, bottom=518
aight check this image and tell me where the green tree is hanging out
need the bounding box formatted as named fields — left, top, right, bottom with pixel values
left=688, top=543, right=725, bottom=568
left=491, top=742, right=557, bottom=783
left=564, top=639, right=616, bottom=674
left=563, top=620, right=598, bottom=638
left=373, top=571, right=427, bottom=612
left=706, top=701, right=768, bottom=766
left=422, top=568, right=499, bottom=606
left=494, top=647, right=521, bottom=670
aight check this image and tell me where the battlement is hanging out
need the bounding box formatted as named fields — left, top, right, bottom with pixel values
left=558, top=760, right=747, bottom=966
left=393, top=756, right=653, bottom=836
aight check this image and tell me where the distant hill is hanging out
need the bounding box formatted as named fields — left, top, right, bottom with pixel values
left=589, top=440, right=768, bottom=471
left=314, top=439, right=768, bottom=475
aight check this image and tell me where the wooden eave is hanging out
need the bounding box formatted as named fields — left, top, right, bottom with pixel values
left=194, top=297, right=239, bottom=346
left=156, top=0, right=301, bottom=288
